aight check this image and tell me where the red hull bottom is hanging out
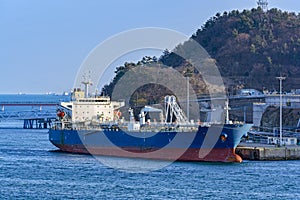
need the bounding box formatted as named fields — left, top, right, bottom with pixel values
left=53, top=144, right=242, bottom=162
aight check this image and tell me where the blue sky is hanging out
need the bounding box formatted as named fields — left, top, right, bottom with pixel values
left=1, top=0, right=299, bottom=94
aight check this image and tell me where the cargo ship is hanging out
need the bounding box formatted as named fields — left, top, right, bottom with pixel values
left=49, top=84, right=252, bottom=162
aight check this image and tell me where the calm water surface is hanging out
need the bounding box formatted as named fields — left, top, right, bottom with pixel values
left=0, top=95, right=299, bottom=199
left=0, top=129, right=299, bottom=199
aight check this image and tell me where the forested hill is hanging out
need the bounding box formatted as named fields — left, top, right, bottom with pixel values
left=189, top=7, right=300, bottom=92
left=102, top=7, right=300, bottom=101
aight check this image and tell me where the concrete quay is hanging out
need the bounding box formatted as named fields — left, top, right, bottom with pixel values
left=236, top=142, right=300, bottom=161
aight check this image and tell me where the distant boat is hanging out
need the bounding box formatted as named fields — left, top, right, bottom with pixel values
left=45, top=92, right=55, bottom=95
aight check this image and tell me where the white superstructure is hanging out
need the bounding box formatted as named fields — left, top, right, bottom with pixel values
left=59, top=88, right=124, bottom=123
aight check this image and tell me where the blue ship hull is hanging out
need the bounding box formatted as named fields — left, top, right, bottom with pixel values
left=49, top=124, right=252, bottom=162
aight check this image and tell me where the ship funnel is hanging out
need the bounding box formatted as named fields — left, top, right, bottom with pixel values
left=81, top=81, right=93, bottom=98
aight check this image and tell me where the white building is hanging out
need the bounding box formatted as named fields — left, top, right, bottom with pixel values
left=253, top=94, right=300, bottom=127
left=238, top=89, right=263, bottom=97
left=266, top=136, right=297, bottom=146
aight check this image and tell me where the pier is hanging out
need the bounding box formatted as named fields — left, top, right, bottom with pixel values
left=0, top=101, right=59, bottom=129
left=236, top=143, right=300, bottom=160
left=0, top=110, right=57, bottom=129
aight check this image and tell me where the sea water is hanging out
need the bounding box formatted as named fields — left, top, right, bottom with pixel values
left=0, top=95, right=299, bottom=199
left=0, top=129, right=299, bottom=199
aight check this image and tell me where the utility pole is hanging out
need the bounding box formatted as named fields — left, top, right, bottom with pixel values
left=187, top=76, right=189, bottom=122
left=276, top=76, right=286, bottom=146
left=185, top=71, right=193, bottom=122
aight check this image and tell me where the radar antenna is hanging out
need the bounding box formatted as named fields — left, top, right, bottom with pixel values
left=257, top=0, right=268, bottom=11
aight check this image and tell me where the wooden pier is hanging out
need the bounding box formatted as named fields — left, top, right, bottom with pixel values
left=236, top=143, right=300, bottom=160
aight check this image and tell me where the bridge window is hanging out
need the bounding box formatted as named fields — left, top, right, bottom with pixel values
left=95, top=100, right=108, bottom=103
left=291, top=139, right=295, bottom=144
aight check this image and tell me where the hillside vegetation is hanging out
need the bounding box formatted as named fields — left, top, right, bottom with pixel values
left=189, top=7, right=300, bottom=92
left=102, top=7, right=300, bottom=108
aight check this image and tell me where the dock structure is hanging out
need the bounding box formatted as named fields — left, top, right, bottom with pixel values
left=0, top=101, right=59, bottom=129
left=236, top=143, right=300, bottom=160
left=23, top=118, right=56, bottom=129
left=0, top=110, right=57, bottom=129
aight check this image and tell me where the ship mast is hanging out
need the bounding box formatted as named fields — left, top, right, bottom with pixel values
left=82, top=72, right=93, bottom=98
left=225, top=99, right=231, bottom=124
